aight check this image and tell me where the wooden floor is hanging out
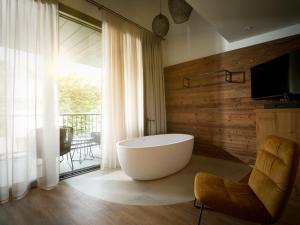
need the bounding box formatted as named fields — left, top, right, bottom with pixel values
left=0, top=181, right=299, bottom=225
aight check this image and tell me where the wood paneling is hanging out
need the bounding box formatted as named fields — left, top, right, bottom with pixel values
left=164, top=34, right=300, bottom=165
left=256, top=108, right=300, bottom=147
left=256, top=108, right=300, bottom=195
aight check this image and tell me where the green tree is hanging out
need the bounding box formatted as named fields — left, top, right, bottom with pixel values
left=59, top=75, right=101, bottom=114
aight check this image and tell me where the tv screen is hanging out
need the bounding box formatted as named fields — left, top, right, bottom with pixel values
left=251, top=50, right=300, bottom=99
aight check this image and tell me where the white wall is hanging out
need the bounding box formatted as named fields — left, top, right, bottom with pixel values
left=163, top=19, right=300, bottom=67
left=162, top=12, right=227, bottom=67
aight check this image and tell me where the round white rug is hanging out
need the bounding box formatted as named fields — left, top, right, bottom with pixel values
left=64, top=155, right=251, bottom=206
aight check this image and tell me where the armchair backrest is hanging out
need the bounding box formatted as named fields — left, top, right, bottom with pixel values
left=248, top=135, right=299, bottom=221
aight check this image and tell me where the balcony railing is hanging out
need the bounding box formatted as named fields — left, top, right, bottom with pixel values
left=59, top=113, right=102, bottom=174
left=59, top=113, right=101, bottom=138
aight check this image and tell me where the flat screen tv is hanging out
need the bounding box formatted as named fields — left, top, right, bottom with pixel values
left=251, top=49, right=300, bottom=99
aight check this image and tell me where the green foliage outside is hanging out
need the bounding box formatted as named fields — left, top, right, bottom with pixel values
left=59, top=75, right=101, bottom=114
left=59, top=75, right=101, bottom=136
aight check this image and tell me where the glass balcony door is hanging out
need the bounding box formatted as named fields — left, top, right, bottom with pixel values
left=58, top=10, right=102, bottom=176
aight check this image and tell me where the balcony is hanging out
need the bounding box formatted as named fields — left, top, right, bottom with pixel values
left=59, top=113, right=102, bottom=174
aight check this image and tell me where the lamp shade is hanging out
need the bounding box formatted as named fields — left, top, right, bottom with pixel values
left=168, top=0, right=193, bottom=24
left=152, top=14, right=170, bottom=37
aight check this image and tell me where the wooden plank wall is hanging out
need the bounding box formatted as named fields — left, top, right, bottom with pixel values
left=164, top=35, right=300, bottom=165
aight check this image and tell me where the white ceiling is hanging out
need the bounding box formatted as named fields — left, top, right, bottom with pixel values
left=94, top=0, right=300, bottom=42
left=187, top=0, right=300, bottom=42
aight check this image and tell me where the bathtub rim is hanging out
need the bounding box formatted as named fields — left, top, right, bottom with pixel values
left=117, top=133, right=194, bottom=149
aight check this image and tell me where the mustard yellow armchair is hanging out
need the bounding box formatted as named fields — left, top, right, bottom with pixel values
left=194, top=135, right=299, bottom=225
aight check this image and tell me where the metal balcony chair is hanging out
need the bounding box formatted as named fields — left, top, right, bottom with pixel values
left=60, top=126, right=74, bottom=170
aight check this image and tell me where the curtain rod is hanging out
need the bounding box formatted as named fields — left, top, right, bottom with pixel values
left=86, top=0, right=163, bottom=40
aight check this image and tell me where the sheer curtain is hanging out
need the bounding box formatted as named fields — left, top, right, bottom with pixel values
left=0, top=0, right=59, bottom=203
left=142, top=32, right=167, bottom=135
left=101, top=11, right=144, bottom=169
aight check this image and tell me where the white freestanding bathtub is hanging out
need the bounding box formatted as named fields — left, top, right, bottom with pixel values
left=117, top=134, right=194, bottom=180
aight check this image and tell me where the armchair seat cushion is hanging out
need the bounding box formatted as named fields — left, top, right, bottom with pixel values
left=194, top=172, right=274, bottom=224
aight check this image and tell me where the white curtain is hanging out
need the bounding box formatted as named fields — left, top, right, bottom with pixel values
left=0, top=0, right=59, bottom=203
left=142, top=32, right=167, bottom=135
left=101, top=11, right=144, bottom=169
